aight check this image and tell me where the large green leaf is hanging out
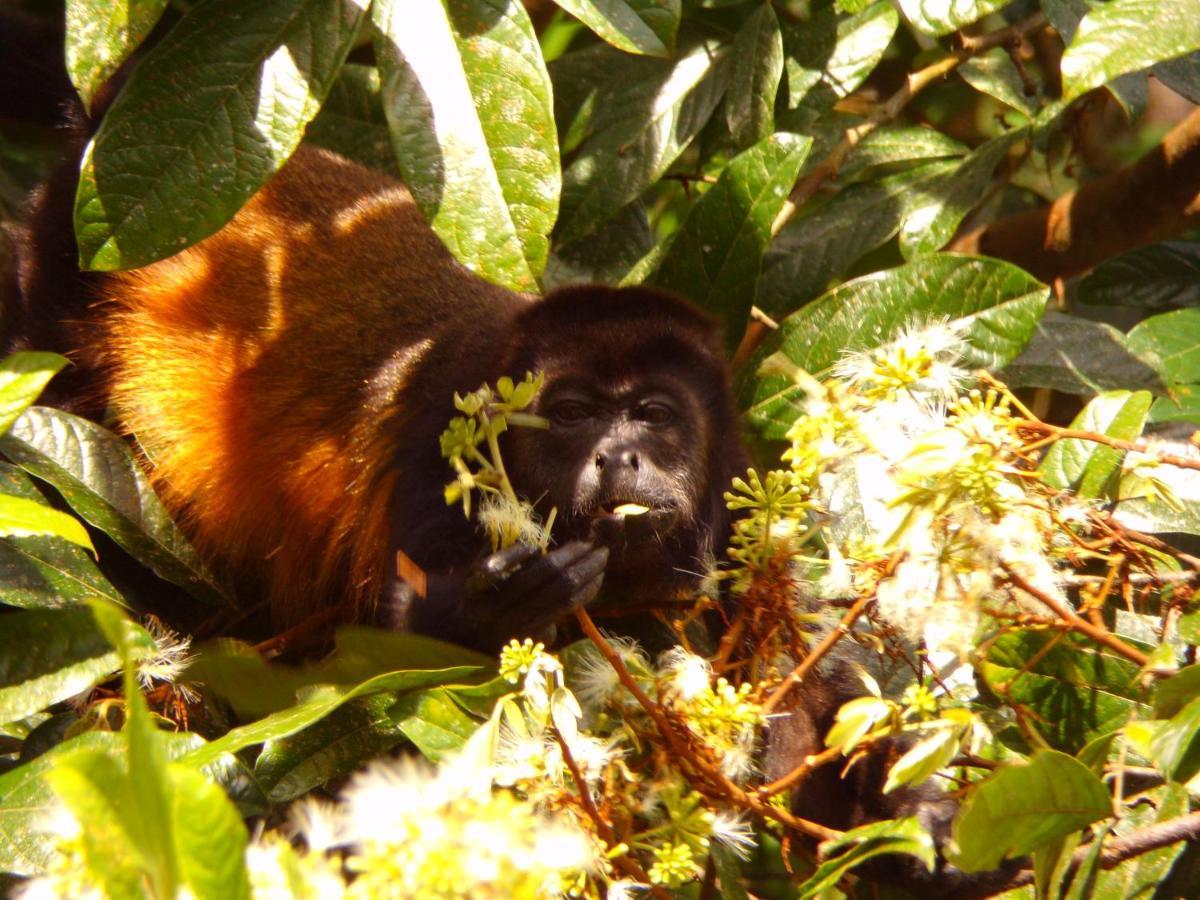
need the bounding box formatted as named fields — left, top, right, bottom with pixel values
left=1077, top=242, right=1200, bottom=311
left=725, top=3, right=784, bottom=148
left=959, top=48, right=1041, bottom=116
left=253, top=693, right=408, bottom=802
left=556, top=37, right=729, bottom=242
left=757, top=161, right=959, bottom=317
left=0, top=731, right=123, bottom=875
left=1001, top=312, right=1163, bottom=396
left=1062, top=0, right=1200, bottom=101
left=0, top=353, right=67, bottom=436
left=1126, top=308, right=1200, bottom=386
left=552, top=0, right=680, bottom=57
left=796, top=818, right=935, bottom=898
left=0, top=607, right=153, bottom=726
left=1140, top=697, right=1200, bottom=783
left=894, top=0, right=1016, bottom=36
left=74, top=0, right=366, bottom=271
left=980, top=630, right=1147, bottom=752
left=392, top=685, right=481, bottom=761
left=0, top=408, right=225, bottom=605
left=898, top=130, right=1024, bottom=259
left=373, top=0, right=559, bottom=292
left=950, top=750, right=1112, bottom=873
left=0, top=495, right=92, bottom=553
left=64, top=0, right=169, bottom=112
left=180, top=666, right=481, bottom=770
left=168, top=766, right=251, bottom=900
left=543, top=201, right=654, bottom=289
left=741, top=255, right=1049, bottom=438
left=1039, top=390, right=1152, bottom=497
left=0, top=465, right=120, bottom=609
left=654, top=132, right=810, bottom=353
left=782, top=1, right=898, bottom=111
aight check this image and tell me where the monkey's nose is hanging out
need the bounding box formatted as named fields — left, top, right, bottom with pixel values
left=595, top=450, right=639, bottom=471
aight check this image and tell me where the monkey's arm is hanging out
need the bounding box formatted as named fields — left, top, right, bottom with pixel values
left=383, top=542, right=609, bottom=653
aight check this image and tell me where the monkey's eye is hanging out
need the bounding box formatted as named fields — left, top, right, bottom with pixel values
left=634, top=401, right=675, bottom=426
left=548, top=399, right=594, bottom=425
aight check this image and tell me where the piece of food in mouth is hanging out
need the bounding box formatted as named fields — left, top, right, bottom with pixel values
left=612, top=503, right=650, bottom=516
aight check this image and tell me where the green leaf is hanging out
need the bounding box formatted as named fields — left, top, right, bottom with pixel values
left=742, top=255, right=1049, bottom=438
left=1039, top=390, right=1152, bottom=497
left=552, top=0, right=680, bottom=57
left=1145, top=696, right=1200, bottom=782
left=254, top=693, right=408, bottom=802
left=64, top=0, right=168, bottom=113
left=1126, top=308, right=1200, bottom=386
left=654, top=132, right=810, bottom=353
left=0, top=731, right=122, bottom=875
left=48, top=748, right=150, bottom=898
left=1148, top=384, right=1200, bottom=426
left=305, top=63, right=399, bottom=176
left=0, top=352, right=67, bottom=436
left=782, top=2, right=898, bottom=111
left=895, top=0, right=1015, bottom=36
left=898, top=130, right=1024, bottom=259
left=180, top=666, right=481, bottom=770
left=0, top=464, right=119, bottom=609
left=1062, top=0, right=1200, bottom=101
left=0, top=495, right=93, bottom=552
left=980, top=630, right=1147, bottom=752
left=959, top=48, right=1040, bottom=116
left=1153, top=664, right=1200, bottom=718
left=74, top=0, right=366, bottom=271
left=758, top=161, right=960, bottom=318
left=797, top=817, right=935, bottom=898
left=0, top=407, right=225, bottom=605
left=838, top=125, right=968, bottom=180
left=1000, top=311, right=1163, bottom=396
left=168, top=766, right=251, bottom=900
left=1077, top=241, right=1200, bottom=311
left=950, top=750, right=1112, bottom=873
left=556, top=37, right=729, bottom=242
left=725, top=3, right=784, bottom=148
left=0, top=607, right=153, bottom=726
left=883, top=727, right=960, bottom=793
left=187, top=627, right=493, bottom=719
left=373, top=0, right=559, bottom=292
left=1090, top=783, right=1189, bottom=899
left=544, top=201, right=654, bottom=289
left=392, top=686, right=481, bottom=761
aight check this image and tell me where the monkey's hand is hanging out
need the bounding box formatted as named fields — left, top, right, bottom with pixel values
left=387, top=541, right=609, bottom=653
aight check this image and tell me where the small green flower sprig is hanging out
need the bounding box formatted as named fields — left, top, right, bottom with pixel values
left=440, top=373, right=556, bottom=552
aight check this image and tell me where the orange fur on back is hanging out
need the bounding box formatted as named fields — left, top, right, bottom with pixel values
left=95, top=147, right=518, bottom=624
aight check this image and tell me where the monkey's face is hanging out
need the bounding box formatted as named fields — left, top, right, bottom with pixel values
left=502, top=285, right=747, bottom=595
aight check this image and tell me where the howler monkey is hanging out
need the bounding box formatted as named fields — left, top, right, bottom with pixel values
left=13, top=145, right=746, bottom=651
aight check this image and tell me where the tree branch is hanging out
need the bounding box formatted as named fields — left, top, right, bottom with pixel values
left=950, top=107, right=1200, bottom=281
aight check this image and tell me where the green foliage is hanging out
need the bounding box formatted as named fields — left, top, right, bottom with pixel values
left=6, top=1, right=1200, bottom=897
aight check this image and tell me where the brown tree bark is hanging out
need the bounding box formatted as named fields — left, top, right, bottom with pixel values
left=949, top=107, right=1200, bottom=282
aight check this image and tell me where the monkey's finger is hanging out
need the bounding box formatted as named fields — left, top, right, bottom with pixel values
left=501, top=541, right=595, bottom=597
left=525, top=572, right=605, bottom=631
left=466, top=543, right=540, bottom=591
left=501, top=545, right=607, bottom=620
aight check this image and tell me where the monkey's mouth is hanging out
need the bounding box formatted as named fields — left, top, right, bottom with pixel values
left=598, top=502, right=651, bottom=518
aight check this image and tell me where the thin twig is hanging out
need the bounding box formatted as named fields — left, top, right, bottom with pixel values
left=554, top=730, right=670, bottom=898
left=1020, top=420, right=1200, bottom=472
left=762, top=594, right=873, bottom=714
left=1000, top=563, right=1149, bottom=666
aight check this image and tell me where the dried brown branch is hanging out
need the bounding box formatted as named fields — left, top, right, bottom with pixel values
left=574, top=608, right=843, bottom=843
left=950, top=107, right=1200, bottom=281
